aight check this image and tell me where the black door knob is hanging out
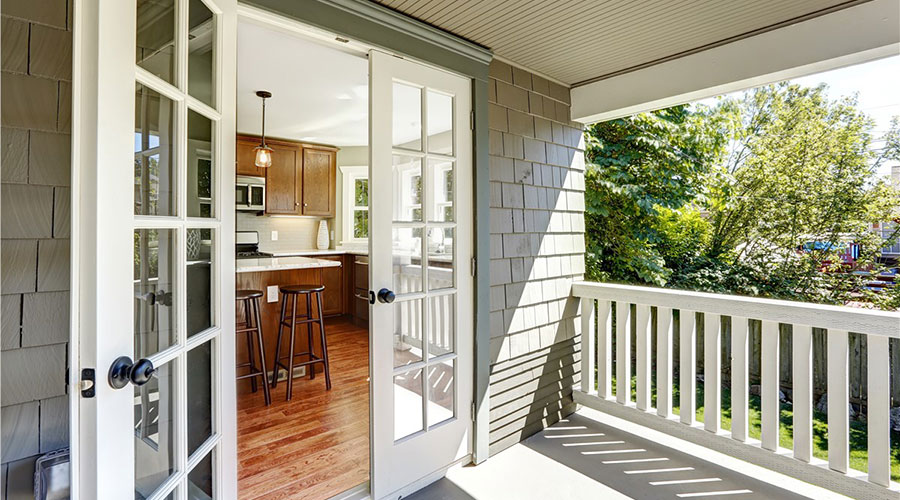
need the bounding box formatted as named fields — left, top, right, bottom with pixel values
left=108, top=356, right=157, bottom=389
left=377, top=288, right=396, bottom=303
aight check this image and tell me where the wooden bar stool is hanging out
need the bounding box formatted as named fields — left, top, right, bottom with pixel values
left=236, top=289, right=271, bottom=406
left=270, top=284, right=332, bottom=400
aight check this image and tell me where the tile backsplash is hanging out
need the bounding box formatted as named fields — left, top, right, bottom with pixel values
left=236, top=212, right=333, bottom=251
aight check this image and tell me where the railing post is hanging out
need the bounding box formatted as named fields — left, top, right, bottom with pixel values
left=792, top=324, right=813, bottom=462
left=656, top=306, right=673, bottom=418
left=827, top=329, right=849, bottom=473
left=616, top=301, right=632, bottom=404
left=761, top=320, right=780, bottom=451
left=866, top=334, right=889, bottom=486
left=731, top=316, right=748, bottom=442
left=680, top=310, right=696, bottom=425
left=580, top=297, right=596, bottom=394
left=636, top=305, right=652, bottom=411
left=704, top=313, right=721, bottom=433
left=597, top=300, right=612, bottom=399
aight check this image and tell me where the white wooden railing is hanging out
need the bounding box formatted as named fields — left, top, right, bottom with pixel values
left=394, top=264, right=455, bottom=356
left=572, top=281, right=899, bottom=495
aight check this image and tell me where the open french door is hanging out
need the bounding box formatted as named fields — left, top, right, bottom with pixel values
left=72, top=0, right=237, bottom=498
left=369, top=50, right=474, bottom=499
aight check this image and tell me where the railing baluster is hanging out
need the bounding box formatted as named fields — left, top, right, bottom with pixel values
left=731, top=316, right=749, bottom=442
left=827, top=329, right=849, bottom=473
left=680, top=310, right=696, bottom=425
left=761, top=320, right=780, bottom=451
left=657, top=306, right=673, bottom=418
left=616, top=301, right=632, bottom=404
left=636, top=304, right=651, bottom=411
left=598, top=300, right=612, bottom=399
left=580, top=297, right=596, bottom=394
left=792, top=324, right=813, bottom=462
left=866, top=334, right=889, bottom=486
left=704, top=313, right=721, bottom=433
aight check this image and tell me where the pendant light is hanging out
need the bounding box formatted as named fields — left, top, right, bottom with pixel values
left=254, top=90, right=273, bottom=168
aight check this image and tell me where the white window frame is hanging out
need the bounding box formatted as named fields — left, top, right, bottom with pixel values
left=340, top=165, right=369, bottom=244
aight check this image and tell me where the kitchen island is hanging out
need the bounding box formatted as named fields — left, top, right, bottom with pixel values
left=235, top=255, right=347, bottom=393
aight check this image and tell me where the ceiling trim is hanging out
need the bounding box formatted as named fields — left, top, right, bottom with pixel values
left=571, top=0, right=900, bottom=124
left=572, top=0, right=874, bottom=87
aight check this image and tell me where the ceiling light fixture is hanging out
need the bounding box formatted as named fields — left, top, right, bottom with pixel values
left=254, top=90, right=273, bottom=168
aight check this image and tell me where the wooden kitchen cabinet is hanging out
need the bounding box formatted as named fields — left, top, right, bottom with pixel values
left=351, top=255, right=369, bottom=327
left=301, top=145, right=337, bottom=216
left=319, top=255, right=344, bottom=316
left=235, top=135, right=268, bottom=177
left=263, top=139, right=303, bottom=215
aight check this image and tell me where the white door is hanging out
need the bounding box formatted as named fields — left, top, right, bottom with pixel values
left=369, top=50, right=474, bottom=499
left=72, top=0, right=237, bottom=498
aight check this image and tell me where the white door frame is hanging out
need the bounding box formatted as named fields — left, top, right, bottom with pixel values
left=70, top=0, right=238, bottom=498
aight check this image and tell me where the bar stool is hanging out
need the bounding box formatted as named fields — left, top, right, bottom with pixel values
left=270, top=284, right=332, bottom=400
left=236, top=289, right=271, bottom=406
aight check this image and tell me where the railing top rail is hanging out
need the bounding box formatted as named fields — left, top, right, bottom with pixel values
left=572, top=281, right=900, bottom=339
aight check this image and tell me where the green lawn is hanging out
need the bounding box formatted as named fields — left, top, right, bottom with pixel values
left=609, top=375, right=900, bottom=482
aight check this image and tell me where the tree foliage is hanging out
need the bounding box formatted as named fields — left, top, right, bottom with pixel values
left=585, top=82, right=900, bottom=306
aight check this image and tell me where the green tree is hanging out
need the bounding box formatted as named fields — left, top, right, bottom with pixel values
left=583, top=105, right=728, bottom=285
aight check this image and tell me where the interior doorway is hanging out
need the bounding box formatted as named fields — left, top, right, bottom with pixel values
left=234, top=16, right=372, bottom=499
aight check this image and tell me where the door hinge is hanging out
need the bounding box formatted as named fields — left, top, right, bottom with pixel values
left=471, top=402, right=477, bottom=421
left=80, top=368, right=96, bottom=398
left=470, top=256, right=476, bottom=277
left=469, top=110, right=475, bottom=130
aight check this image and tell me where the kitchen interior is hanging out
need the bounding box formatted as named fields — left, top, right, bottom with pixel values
left=233, top=19, right=371, bottom=499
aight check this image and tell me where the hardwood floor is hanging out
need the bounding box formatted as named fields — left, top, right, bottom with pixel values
left=238, top=317, right=369, bottom=500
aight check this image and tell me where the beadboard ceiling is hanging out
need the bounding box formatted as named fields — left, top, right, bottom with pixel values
left=371, top=0, right=867, bottom=85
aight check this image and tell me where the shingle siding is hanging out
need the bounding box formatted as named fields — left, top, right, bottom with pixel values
left=487, top=60, right=585, bottom=455
left=1, top=0, right=72, bottom=497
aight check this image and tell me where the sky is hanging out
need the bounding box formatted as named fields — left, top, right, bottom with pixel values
left=700, top=55, right=900, bottom=176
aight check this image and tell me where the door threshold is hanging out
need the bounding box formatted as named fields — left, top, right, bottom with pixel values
left=327, top=481, right=370, bottom=500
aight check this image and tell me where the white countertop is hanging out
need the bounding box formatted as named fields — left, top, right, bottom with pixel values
left=236, top=255, right=342, bottom=274
left=263, top=247, right=368, bottom=257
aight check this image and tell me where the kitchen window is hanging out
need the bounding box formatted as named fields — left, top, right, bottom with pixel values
left=341, top=166, right=369, bottom=244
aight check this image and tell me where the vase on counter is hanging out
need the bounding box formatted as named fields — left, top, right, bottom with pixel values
left=316, top=220, right=329, bottom=250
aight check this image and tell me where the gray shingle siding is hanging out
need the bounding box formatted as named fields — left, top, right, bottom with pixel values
left=487, top=60, right=585, bottom=454
left=1, top=0, right=72, bottom=497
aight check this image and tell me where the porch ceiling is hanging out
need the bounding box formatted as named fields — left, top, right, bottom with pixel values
left=370, top=0, right=867, bottom=86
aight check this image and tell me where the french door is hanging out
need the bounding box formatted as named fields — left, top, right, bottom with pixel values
left=369, top=50, right=474, bottom=499
left=72, top=0, right=237, bottom=498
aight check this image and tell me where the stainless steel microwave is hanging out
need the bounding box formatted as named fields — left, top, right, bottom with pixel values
left=236, top=175, right=265, bottom=211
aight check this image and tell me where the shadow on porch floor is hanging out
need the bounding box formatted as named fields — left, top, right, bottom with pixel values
left=407, top=408, right=844, bottom=500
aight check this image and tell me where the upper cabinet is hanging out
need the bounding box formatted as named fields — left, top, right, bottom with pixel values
left=301, top=145, right=338, bottom=216
left=236, top=135, right=337, bottom=217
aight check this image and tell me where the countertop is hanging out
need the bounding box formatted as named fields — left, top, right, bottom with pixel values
left=236, top=255, right=342, bottom=274
left=262, top=247, right=369, bottom=257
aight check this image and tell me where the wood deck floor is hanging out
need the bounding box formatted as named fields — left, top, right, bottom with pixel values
left=237, top=317, right=370, bottom=500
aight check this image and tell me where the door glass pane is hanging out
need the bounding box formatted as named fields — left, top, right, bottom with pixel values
left=427, top=358, right=455, bottom=427
left=188, top=450, right=215, bottom=499
left=188, top=109, right=214, bottom=218
left=427, top=91, right=453, bottom=155
left=134, top=229, right=177, bottom=358
left=394, top=368, right=424, bottom=440
left=427, top=227, right=454, bottom=290
left=188, top=0, right=215, bottom=108
left=136, top=0, right=176, bottom=84
left=393, top=155, right=422, bottom=222
left=393, top=227, right=423, bottom=294
left=393, top=298, right=423, bottom=368
left=135, top=84, right=177, bottom=216
left=187, top=340, right=213, bottom=456
left=427, top=295, right=454, bottom=357
left=428, top=159, right=453, bottom=222
left=393, top=83, right=421, bottom=150
left=135, top=360, right=177, bottom=499
left=187, top=228, right=213, bottom=337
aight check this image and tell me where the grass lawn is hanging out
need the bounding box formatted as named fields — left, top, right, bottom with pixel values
left=609, top=376, right=900, bottom=482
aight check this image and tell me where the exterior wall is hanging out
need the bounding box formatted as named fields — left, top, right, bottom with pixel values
left=1, top=0, right=73, bottom=497
left=487, top=60, right=586, bottom=454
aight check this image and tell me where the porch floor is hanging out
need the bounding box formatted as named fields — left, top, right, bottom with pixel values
left=408, top=408, right=843, bottom=500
